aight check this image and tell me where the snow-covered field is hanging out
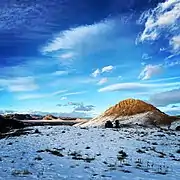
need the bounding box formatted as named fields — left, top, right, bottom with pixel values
left=0, top=126, right=180, bottom=180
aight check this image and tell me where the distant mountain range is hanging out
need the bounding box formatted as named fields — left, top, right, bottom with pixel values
left=0, top=110, right=92, bottom=119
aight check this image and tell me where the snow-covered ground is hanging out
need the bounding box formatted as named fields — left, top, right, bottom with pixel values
left=0, top=126, right=180, bottom=180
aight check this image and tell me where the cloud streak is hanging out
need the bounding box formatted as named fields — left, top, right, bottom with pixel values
left=98, top=82, right=180, bottom=92
left=0, top=77, right=38, bottom=92
left=17, top=90, right=67, bottom=100
left=149, top=88, right=180, bottom=106
left=97, top=78, right=108, bottom=85
left=62, top=91, right=87, bottom=96
left=98, top=83, right=155, bottom=92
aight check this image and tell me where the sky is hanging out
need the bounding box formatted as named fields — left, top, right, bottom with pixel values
left=0, top=0, right=180, bottom=117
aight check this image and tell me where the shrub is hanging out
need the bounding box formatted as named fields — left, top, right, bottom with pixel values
left=105, top=121, right=113, bottom=128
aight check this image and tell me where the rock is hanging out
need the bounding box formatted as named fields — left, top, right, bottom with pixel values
left=176, top=126, right=180, bottom=131
left=34, top=129, right=41, bottom=134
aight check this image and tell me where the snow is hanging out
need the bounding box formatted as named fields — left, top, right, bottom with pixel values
left=0, top=126, right=180, bottom=180
left=78, top=112, right=170, bottom=128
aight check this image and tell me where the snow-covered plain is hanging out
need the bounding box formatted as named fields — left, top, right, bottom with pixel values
left=0, top=126, right=180, bottom=180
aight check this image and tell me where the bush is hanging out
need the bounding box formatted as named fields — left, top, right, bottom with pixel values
left=115, top=120, right=120, bottom=128
left=105, top=121, right=113, bottom=128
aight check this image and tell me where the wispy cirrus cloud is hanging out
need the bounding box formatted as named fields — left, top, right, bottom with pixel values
left=60, top=52, right=76, bottom=60
left=17, top=94, right=47, bottom=100
left=41, top=19, right=116, bottom=54
left=62, top=91, right=87, bottom=97
left=17, top=90, right=67, bottom=100
left=98, top=82, right=180, bottom=93
left=149, top=88, right=180, bottom=106
left=52, top=70, right=69, bottom=76
left=0, top=77, right=38, bottom=92
left=147, top=76, right=180, bottom=83
left=97, top=78, right=108, bottom=85
left=98, top=82, right=156, bottom=92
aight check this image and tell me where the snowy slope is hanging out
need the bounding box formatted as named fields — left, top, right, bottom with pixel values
left=0, top=126, right=180, bottom=180
left=78, top=111, right=171, bottom=128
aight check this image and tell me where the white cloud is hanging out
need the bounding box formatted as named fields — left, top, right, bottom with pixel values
left=138, top=0, right=180, bottom=54
left=170, top=35, right=180, bottom=53
left=148, top=76, right=180, bottom=83
left=98, top=83, right=156, bottom=92
left=98, top=81, right=180, bottom=93
left=17, top=89, right=67, bottom=100
left=17, top=94, right=47, bottom=100
left=142, top=53, right=152, bottom=60
left=41, top=19, right=115, bottom=53
left=97, top=78, right=108, bottom=85
left=139, top=64, right=162, bottom=80
left=62, top=91, right=87, bottom=96
left=91, top=69, right=100, bottom=78
left=0, top=77, right=38, bottom=92
left=52, top=70, right=69, bottom=76
left=60, top=52, right=75, bottom=59
left=52, top=90, right=68, bottom=96
left=149, top=88, right=180, bottom=106
left=102, top=65, right=114, bottom=73
left=91, top=65, right=114, bottom=78
left=164, top=60, right=180, bottom=67
left=60, top=97, right=67, bottom=100
left=161, top=0, right=178, bottom=9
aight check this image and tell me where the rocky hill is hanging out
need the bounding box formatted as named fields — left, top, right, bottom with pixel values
left=103, top=99, right=163, bottom=117
left=78, top=99, right=175, bottom=128
left=43, top=114, right=58, bottom=120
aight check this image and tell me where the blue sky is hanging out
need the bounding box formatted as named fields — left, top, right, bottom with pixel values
left=0, top=0, right=180, bottom=117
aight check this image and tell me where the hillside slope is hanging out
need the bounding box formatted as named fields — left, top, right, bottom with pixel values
left=78, top=99, right=173, bottom=128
